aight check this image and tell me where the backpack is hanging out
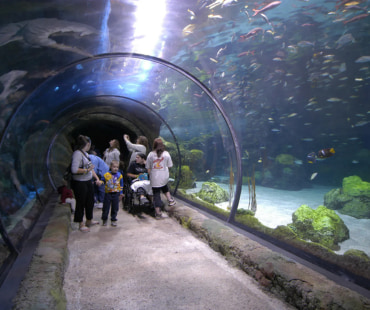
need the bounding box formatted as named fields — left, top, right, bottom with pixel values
left=63, top=163, right=72, bottom=185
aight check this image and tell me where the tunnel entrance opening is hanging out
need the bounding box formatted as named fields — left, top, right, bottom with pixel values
left=46, top=95, right=183, bottom=195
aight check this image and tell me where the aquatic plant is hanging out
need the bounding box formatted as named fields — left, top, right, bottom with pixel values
left=228, top=157, right=234, bottom=210
left=181, top=216, right=192, bottom=229
left=247, top=165, right=257, bottom=213
left=177, top=165, right=195, bottom=189
left=236, top=209, right=255, bottom=216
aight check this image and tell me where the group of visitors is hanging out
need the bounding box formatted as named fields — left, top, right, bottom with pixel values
left=61, top=133, right=176, bottom=232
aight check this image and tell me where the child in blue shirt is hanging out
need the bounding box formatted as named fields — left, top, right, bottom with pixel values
left=101, top=160, right=124, bottom=226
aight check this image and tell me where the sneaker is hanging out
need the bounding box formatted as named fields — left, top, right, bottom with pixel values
left=155, top=213, right=162, bottom=219
left=111, top=221, right=117, bottom=227
left=168, top=199, right=176, bottom=206
left=102, top=220, right=107, bottom=226
left=97, top=202, right=103, bottom=209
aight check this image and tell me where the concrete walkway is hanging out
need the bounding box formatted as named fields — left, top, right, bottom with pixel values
left=63, top=205, right=294, bottom=310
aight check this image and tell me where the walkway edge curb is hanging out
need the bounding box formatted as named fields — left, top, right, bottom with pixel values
left=168, top=204, right=370, bottom=309
left=12, top=204, right=71, bottom=310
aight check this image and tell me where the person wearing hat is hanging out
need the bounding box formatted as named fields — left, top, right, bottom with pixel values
left=126, top=153, right=152, bottom=205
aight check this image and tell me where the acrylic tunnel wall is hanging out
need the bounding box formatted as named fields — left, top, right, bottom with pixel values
left=0, top=0, right=370, bottom=293
left=0, top=53, right=241, bottom=273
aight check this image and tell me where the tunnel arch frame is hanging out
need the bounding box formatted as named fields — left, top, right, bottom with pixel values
left=26, top=52, right=243, bottom=223
left=0, top=52, right=243, bottom=254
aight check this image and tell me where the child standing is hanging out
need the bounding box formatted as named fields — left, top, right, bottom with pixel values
left=57, top=180, right=76, bottom=213
left=146, top=138, right=176, bottom=219
left=101, top=160, right=124, bottom=226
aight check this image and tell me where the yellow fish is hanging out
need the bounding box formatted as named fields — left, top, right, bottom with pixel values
left=344, top=1, right=360, bottom=6
left=287, top=113, right=298, bottom=118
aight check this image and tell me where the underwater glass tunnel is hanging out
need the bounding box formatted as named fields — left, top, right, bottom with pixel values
left=0, top=0, right=369, bottom=291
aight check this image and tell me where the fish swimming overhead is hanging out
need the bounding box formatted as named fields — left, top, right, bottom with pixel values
left=252, top=1, right=282, bottom=17
left=239, top=27, right=264, bottom=41
left=343, top=13, right=369, bottom=24
left=355, top=56, right=370, bottom=63
left=307, top=152, right=317, bottom=163
left=335, top=33, right=355, bottom=49
left=317, top=148, right=335, bottom=159
left=307, top=148, right=335, bottom=163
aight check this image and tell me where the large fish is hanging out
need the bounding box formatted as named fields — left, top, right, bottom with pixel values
left=252, top=1, right=282, bottom=16
left=343, top=13, right=369, bottom=24
left=355, top=56, right=370, bottom=63
left=239, top=27, right=264, bottom=41
left=335, top=33, right=355, bottom=49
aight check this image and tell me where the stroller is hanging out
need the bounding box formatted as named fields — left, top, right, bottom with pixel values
left=122, top=175, right=152, bottom=214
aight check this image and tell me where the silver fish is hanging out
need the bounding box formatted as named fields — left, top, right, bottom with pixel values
left=335, top=33, right=355, bottom=49
left=355, top=56, right=370, bottom=63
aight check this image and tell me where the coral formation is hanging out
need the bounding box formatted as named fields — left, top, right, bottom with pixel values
left=288, top=205, right=349, bottom=250
left=324, top=176, right=370, bottom=218
left=197, top=182, right=228, bottom=204
left=275, top=153, right=297, bottom=165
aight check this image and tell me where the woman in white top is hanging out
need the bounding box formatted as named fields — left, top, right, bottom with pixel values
left=103, top=139, right=121, bottom=166
left=123, top=134, right=149, bottom=164
left=146, top=138, right=176, bottom=218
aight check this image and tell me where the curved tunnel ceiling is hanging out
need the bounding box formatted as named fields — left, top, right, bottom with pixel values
left=1, top=53, right=242, bottom=220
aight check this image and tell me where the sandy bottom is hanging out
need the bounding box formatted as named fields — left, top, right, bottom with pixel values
left=188, top=183, right=370, bottom=256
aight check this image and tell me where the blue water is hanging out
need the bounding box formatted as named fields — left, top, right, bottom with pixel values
left=188, top=183, right=370, bottom=256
